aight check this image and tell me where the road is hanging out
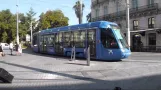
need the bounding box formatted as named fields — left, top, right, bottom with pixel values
left=0, top=48, right=161, bottom=90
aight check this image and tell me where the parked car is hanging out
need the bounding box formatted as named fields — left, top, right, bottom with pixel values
left=0, top=43, right=10, bottom=50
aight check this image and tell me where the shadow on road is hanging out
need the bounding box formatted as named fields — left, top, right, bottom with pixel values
left=0, top=60, right=161, bottom=90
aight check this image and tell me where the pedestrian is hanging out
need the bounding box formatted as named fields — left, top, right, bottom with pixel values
left=18, top=43, right=22, bottom=55
left=15, top=42, right=19, bottom=56
left=0, top=43, right=3, bottom=57
left=9, top=42, right=13, bottom=55
left=0, top=43, right=5, bottom=57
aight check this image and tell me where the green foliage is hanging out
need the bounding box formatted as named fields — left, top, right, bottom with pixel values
left=0, top=8, right=69, bottom=43
left=0, top=9, right=16, bottom=43
left=2, top=31, right=7, bottom=42
left=38, top=10, right=69, bottom=30
left=73, top=1, right=85, bottom=24
left=86, top=12, right=91, bottom=22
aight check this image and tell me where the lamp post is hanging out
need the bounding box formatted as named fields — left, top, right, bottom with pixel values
left=30, top=21, right=33, bottom=46
left=126, top=0, right=131, bottom=48
left=16, top=0, right=19, bottom=44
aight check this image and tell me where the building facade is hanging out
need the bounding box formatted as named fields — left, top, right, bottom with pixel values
left=91, top=0, right=161, bottom=52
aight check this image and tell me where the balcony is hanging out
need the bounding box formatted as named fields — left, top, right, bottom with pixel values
left=92, top=3, right=159, bottom=22
left=91, top=0, right=107, bottom=8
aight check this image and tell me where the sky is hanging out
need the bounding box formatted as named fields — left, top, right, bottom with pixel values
left=0, top=0, right=91, bottom=25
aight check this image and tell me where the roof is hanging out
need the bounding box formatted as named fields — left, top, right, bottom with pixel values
left=40, top=21, right=118, bottom=35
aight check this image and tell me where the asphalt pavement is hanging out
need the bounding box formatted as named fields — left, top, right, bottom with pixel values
left=0, top=48, right=161, bottom=90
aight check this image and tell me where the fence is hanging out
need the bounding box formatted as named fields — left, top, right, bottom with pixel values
left=131, top=46, right=161, bottom=52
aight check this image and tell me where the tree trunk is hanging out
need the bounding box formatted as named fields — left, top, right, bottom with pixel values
left=79, top=17, right=82, bottom=24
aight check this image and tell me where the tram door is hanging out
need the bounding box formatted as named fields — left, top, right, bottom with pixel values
left=40, top=36, right=47, bottom=53
left=40, top=36, right=44, bottom=52
left=55, top=33, right=64, bottom=55
left=43, top=35, right=48, bottom=53
left=87, top=29, right=96, bottom=58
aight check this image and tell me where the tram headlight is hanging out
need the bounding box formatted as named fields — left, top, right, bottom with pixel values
left=121, top=48, right=125, bottom=52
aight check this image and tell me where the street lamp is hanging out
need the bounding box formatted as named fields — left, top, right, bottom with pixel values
left=16, top=0, right=19, bottom=44
left=126, top=0, right=131, bottom=48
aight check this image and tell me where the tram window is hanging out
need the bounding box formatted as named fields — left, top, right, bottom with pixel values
left=74, top=31, right=79, bottom=47
left=80, top=30, right=85, bottom=47
left=71, top=32, right=74, bottom=47
left=55, top=33, right=59, bottom=43
left=64, top=32, right=71, bottom=47
left=40, top=36, right=43, bottom=45
left=101, top=28, right=119, bottom=49
left=73, top=30, right=85, bottom=48
left=48, top=34, right=55, bottom=46
left=33, top=35, right=37, bottom=45
left=88, top=30, right=95, bottom=42
left=43, top=36, right=47, bottom=45
left=59, top=32, right=63, bottom=43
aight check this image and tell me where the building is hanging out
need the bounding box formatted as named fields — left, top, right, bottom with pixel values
left=91, top=0, right=161, bottom=52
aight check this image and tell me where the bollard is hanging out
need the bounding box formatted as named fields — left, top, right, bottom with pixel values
left=87, top=45, right=90, bottom=66
left=73, top=46, right=75, bottom=60
left=70, top=46, right=75, bottom=61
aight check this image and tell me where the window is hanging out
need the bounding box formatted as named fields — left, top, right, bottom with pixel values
left=148, top=17, right=154, bottom=28
left=133, top=20, right=139, bottom=30
left=96, top=0, right=99, bottom=3
left=95, top=8, right=99, bottom=18
left=73, top=30, right=85, bottom=48
left=116, top=1, right=119, bottom=15
left=149, top=33, right=156, bottom=45
left=148, top=0, right=154, bottom=5
left=48, top=34, right=55, bottom=46
left=104, top=6, right=108, bottom=15
left=33, top=35, right=37, bottom=45
left=132, top=0, right=138, bottom=9
left=64, top=32, right=71, bottom=47
left=101, top=28, right=119, bottom=49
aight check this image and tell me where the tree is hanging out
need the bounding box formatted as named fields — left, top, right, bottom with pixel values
left=26, top=8, right=36, bottom=33
left=0, top=9, right=16, bottom=43
left=86, top=12, right=91, bottom=22
left=38, top=10, right=69, bottom=30
left=73, top=0, right=85, bottom=24
left=2, top=31, right=7, bottom=42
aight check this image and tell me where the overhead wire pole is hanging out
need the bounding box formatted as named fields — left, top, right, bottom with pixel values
left=16, top=0, right=19, bottom=44
left=30, top=21, right=33, bottom=46
left=126, top=0, right=131, bottom=48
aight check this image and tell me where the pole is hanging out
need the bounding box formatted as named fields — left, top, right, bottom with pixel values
left=87, top=45, right=90, bottom=66
left=30, top=21, right=33, bottom=46
left=79, top=0, right=82, bottom=24
left=16, top=0, right=19, bottom=44
left=126, top=0, right=130, bottom=48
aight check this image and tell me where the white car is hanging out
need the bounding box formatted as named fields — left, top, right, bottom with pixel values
left=0, top=43, right=10, bottom=50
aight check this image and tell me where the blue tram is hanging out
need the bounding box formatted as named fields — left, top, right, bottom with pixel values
left=32, top=21, right=131, bottom=60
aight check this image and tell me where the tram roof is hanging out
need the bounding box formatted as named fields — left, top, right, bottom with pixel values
left=40, top=21, right=117, bottom=35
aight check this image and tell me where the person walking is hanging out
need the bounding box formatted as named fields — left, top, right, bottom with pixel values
left=18, top=43, right=22, bottom=55
left=9, top=42, right=13, bottom=55
left=15, top=42, right=19, bottom=56
left=0, top=43, right=3, bottom=57
left=0, top=43, right=5, bottom=57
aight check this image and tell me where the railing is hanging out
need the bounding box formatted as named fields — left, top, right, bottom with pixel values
left=131, top=46, right=161, bottom=52
left=92, top=3, right=158, bottom=22
left=91, top=0, right=107, bottom=8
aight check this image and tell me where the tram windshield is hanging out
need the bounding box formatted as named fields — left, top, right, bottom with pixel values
left=110, top=25, right=129, bottom=49
left=101, top=28, right=119, bottom=49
